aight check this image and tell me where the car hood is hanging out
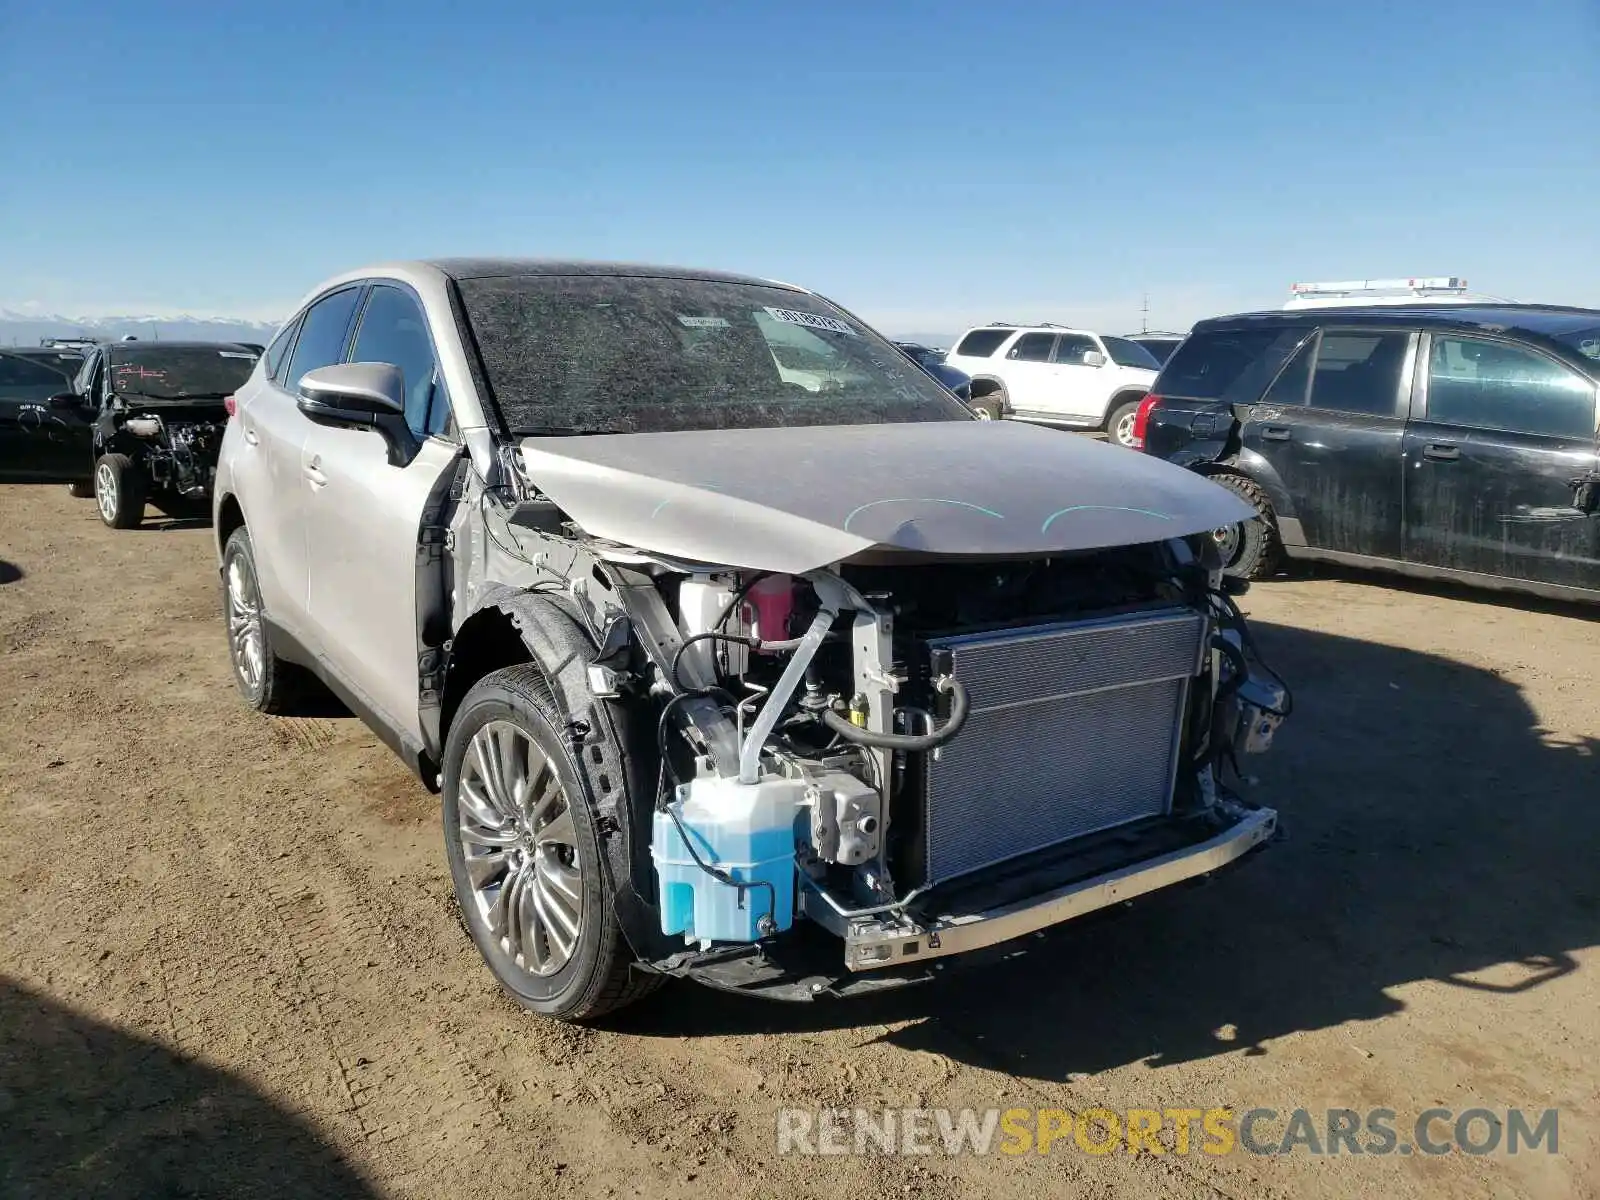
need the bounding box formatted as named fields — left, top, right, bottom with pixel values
left=518, top=420, right=1251, bottom=574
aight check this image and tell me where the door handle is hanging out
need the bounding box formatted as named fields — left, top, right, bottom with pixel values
left=303, top=458, right=327, bottom=488
left=1422, top=443, right=1460, bottom=462
left=1260, top=426, right=1292, bottom=442
left=242, top=425, right=259, bottom=446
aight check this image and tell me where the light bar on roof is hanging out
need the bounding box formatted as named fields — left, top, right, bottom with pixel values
left=1290, top=277, right=1468, bottom=295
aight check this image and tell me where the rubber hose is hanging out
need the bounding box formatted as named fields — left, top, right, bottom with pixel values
left=821, top=676, right=970, bottom=751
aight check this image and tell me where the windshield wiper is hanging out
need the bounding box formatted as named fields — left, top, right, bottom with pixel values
left=515, top=425, right=633, bottom=436
left=125, top=391, right=233, bottom=401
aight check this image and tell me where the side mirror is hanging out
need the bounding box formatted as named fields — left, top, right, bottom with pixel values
left=297, top=363, right=417, bottom=465
left=1081, top=350, right=1107, bottom=368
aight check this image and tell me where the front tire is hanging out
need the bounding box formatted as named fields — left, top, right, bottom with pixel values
left=94, top=453, right=147, bottom=529
left=1209, top=472, right=1284, bottom=580
left=442, top=664, right=658, bottom=1022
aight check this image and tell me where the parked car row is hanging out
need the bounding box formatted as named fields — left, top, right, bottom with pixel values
left=6, top=257, right=1284, bottom=1023
left=0, top=336, right=263, bottom=526
left=1136, top=303, right=1600, bottom=601
left=19, top=261, right=1596, bottom=1025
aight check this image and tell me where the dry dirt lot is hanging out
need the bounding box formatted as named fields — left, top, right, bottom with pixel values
left=2, top=482, right=1597, bottom=1200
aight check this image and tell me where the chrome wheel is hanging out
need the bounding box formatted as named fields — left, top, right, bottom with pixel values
left=95, top=461, right=118, bottom=523
left=1113, top=409, right=1138, bottom=447
left=225, top=554, right=265, bottom=692
left=973, top=405, right=993, bottom=420
left=456, top=721, right=584, bottom=977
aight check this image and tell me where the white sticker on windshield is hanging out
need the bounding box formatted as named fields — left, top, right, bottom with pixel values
left=677, top=315, right=730, bottom=329
left=219, top=351, right=258, bottom=359
left=763, top=306, right=857, bottom=336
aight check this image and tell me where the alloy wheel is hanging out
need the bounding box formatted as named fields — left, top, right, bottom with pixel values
left=455, top=720, right=584, bottom=977
left=225, top=555, right=265, bottom=692
left=95, top=461, right=118, bottom=524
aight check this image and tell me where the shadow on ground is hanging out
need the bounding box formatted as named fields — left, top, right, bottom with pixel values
left=0, top=560, right=21, bottom=585
left=0, top=978, right=375, bottom=1199
left=619, top=620, right=1600, bottom=1081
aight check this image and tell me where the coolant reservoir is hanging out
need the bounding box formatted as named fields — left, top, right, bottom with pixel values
left=652, top=775, right=806, bottom=945
left=745, top=574, right=794, bottom=646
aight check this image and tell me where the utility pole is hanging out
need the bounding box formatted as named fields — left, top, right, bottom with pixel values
left=1141, top=293, right=1150, bottom=334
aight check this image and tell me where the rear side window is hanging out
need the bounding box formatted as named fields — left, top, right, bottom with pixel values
left=953, top=329, right=1012, bottom=358
left=1427, top=336, right=1595, bottom=439
left=1052, top=333, right=1098, bottom=364
left=0, top=354, right=72, bottom=388
left=1308, top=331, right=1410, bottom=416
left=284, top=288, right=362, bottom=393
left=1156, top=327, right=1300, bottom=401
left=1008, top=332, right=1055, bottom=362
left=1262, top=336, right=1315, bottom=405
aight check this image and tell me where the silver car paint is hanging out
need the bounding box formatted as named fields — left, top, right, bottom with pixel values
left=216, top=257, right=1249, bottom=755
left=518, top=420, right=1253, bottom=574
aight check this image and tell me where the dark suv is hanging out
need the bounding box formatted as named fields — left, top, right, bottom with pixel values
left=1136, top=306, right=1600, bottom=601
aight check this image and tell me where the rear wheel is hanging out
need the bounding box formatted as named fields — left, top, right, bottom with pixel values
left=1105, top=397, right=1144, bottom=448
left=94, top=453, right=146, bottom=529
left=1209, top=472, right=1283, bottom=580
left=442, top=664, right=660, bottom=1022
left=222, top=527, right=312, bottom=713
left=968, top=383, right=1006, bottom=421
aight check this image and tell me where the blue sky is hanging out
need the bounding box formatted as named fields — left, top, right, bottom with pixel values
left=2, top=0, right=1595, bottom=334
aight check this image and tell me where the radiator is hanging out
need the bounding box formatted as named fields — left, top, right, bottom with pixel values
left=920, top=607, right=1207, bottom=885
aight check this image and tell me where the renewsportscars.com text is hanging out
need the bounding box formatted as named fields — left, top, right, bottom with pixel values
left=776, top=1106, right=1560, bottom=1158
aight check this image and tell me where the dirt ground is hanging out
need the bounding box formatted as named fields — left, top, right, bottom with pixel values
left=2, top=481, right=1597, bottom=1200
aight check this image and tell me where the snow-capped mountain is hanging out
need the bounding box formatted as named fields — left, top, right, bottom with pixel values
left=0, top=308, right=282, bottom=347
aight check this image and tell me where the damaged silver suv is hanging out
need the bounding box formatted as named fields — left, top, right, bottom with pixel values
left=215, top=259, right=1289, bottom=1021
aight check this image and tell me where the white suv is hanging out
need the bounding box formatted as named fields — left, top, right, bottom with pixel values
left=945, top=323, right=1161, bottom=447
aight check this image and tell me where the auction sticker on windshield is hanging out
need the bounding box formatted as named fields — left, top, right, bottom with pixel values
left=764, top=307, right=857, bottom=336
left=677, top=315, right=730, bottom=328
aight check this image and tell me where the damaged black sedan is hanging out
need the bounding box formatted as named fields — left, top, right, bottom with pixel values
left=62, top=340, right=260, bottom=527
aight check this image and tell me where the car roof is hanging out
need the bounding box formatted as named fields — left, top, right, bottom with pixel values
left=1194, top=304, right=1600, bottom=340
left=959, top=324, right=1096, bottom=338
left=424, top=257, right=800, bottom=290
left=100, top=340, right=259, bottom=352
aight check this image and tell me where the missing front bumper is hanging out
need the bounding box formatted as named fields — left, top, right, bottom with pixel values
left=837, top=806, right=1278, bottom=972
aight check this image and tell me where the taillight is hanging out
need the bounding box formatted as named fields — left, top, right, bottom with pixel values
left=1129, top=393, right=1161, bottom=450
left=224, top=394, right=237, bottom=417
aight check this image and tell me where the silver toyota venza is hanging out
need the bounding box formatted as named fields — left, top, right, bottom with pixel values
left=215, top=259, right=1289, bottom=1021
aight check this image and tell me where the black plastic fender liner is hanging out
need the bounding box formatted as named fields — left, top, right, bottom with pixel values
left=461, top=587, right=676, bottom=963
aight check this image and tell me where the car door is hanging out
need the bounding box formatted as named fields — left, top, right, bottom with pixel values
left=1045, top=332, right=1106, bottom=420
left=1402, top=333, right=1600, bottom=590
left=1000, top=332, right=1062, bottom=416
left=1238, top=327, right=1414, bottom=559
left=301, top=282, right=462, bottom=746
left=0, top=352, right=88, bottom=482
left=248, top=287, right=366, bottom=641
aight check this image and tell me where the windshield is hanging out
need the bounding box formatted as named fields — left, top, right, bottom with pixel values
left=1101, top=336, right=1161, bottom=370
left=109, top=345, right=258, bottom=399
left=1554, top=326, right=1600, bottom=364
left=456, top=275, right=971, bottom=434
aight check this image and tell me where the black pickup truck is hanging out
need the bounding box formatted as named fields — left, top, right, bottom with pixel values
left=1134, top=305, right=1600, bottom=602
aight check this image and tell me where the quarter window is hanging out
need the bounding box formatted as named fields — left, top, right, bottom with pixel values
left=1427, top=337, right=1595, bottom=439
left=351, top=285, right=449, bottom=439
left=1052, top=333, right=1099, bottom=365
left=265, top=316, right=301, bottom=382
left=283, top=287, right=362, bottom=394
left=1008, top=332, right=1055, bottom=362
left=1307, top=331, right=1410, bottom=416
left=952, top=329, right=1012, bottom=358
